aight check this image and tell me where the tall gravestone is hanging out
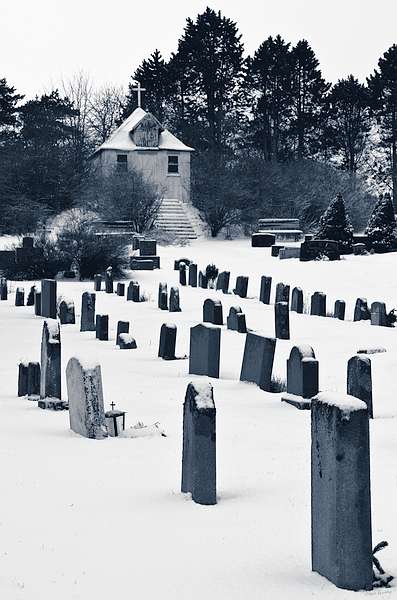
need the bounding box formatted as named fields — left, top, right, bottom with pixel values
left=216, top=271, right=230, bottom=294
left=18, top=363, right=28, bottom=396
left=282, top=345, right=319, bottom=409
left=116, top=282, right=125, bottom=296
left=158, top=282, right=168, bottom=310
left=203, top=298, right=223, bottom=325
left=94, top=274, right=102, bottom=291
left=34, top=291, right=42, bottom=316
left=188, top=263, right=198, bottom=287
left=240, top=333, right=276, bottom=391
left=59, top=300, right=75, bottom=325
left=275, top=282, right=290, bottom=306
left=96, top=315, right=109, bottom=341
left=181, top=381, right=216, bottom=505
left=66, top=357, right=108, bottom=439
left=15, top=287, right=25, bottom=306
left=27, top=362, right=41, bottom=398
left=259, top=276, right=272, bottom=304
left=116, top=321, right=130, bottom=346
left=105, top=268, right=113, bottom=294
left=291, top=287, right=303, bottom=313
left=179, top=263, right=187, bottom=286
left=0, top=277, right=7, bottom=301
left=227, top=306, right=247, bottom=333
left=158, top=323, right=177, bottom=360
left=334, top=299, right=346, bottom=320
left=80, top=292, right=96, bottom=331
left=354, top=298, right=370, bottom=321
left=189, top=324, right=221, bottom=378
left=310, top=292, right=326, bottom=316
left=198, top=271, right=208, bottom=289
left=233, top=276, right=248, bottom=298
left=127, top=281, right=140, bottom=302
left=311, top=393, right=372, bottom=591
left=169, top=287, right=181, bottom=312
left=370, top=301, right=387, bottom=327
left=27, top=285, right=36, bottom=306
left=275, top=302, right=290, bottom=339
left=39, top=319, right=63, bottom=408
left=41, top=279, right=57, bottom=319
left=347, top=355, right=373, bottom=418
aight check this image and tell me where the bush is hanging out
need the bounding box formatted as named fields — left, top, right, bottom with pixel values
left=1, top=234, right=63, bottom=280
left=365, top=193, right=396, bottom=252
left=205, top=264, right=218, bottom=282
left=314, top=193, right=354, bottom=252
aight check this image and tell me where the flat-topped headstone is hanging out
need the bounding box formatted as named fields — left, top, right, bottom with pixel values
left=179, top=263, right=187, bottom=286
left=15, top=287, right=25, bottom=306
left=27, top=285, right=36, bottom=306
left=233, top=276, right=248, bottom=298
left=334, top=299, right=345, bottom=320
left=240, top=332, right=276, bottom=391
left=181, top=381, right=216, bottom=505
left=0, top=277, right=7, bottom=300
left=216, top=271, right=230, bottom=294
left=94, top=274, right=102, bottom=291
left=275, top=282, right=290, bottom=305
left=203, top=298, right=223, bottom=325
left=116, top=321, right=129, bottom=346
left=279, top=247, right=301, bottom=260
left=140, top=240, right=157, bottom=256
left=310, top=292, right=326, bottom=317
left=311, top=393, right=372, bottom=591
left=291, top=287, right=303, bottom=313
left=275, top=301, right=290, bottom=339
left=96, top=315, right=109, bottom=341
left=198, top=271, right=208, bottom=288
left=226, top=306, right=247, bottom=333
left=59, top=300, right=75, bottom=324
left=127, top=281, right=140, bottom=302
left=40, top=319, right=63, bottom=407
left=354, top=298, right=370, bottom=321
left=353, top=243, right=366, bottom=255
left=169, top=286, right=181, bottom=312
left=251, top=233, right=276, bottom=247
left=34, top=291, right=41, bottom=316
left=81, top=292, right=96, bottom=331
left=18, top=362, right=28, bottom=396
left=67, top=357, right=108, bottom=439
left=118, top=333, right=137, bottom=349
left=116, top=282, right=125, bottom=296
left=370, top=301, right=387, bottom=327
left=347, top=355, right=373, bottom=418
left=158, top=323, right=177, bottom=360
left=282, top=345, right=318, bottom=409
left=300, top=239, right=340, bottom=262
left=188, top=263, right=198, bottom=287
left=189, top=324, right=221, bottom=378
left=41, top=279, right=57, bottom=318
left=27, top=362, right=40, bottom=398
left=259, top=276, right=272, bottom=304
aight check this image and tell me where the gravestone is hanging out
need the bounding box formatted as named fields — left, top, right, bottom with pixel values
left=300, top=239, right=340, bottom=262
left=39, top=319, right=64, bottom=408
left=174, top=258, right=191, bottom=270
left=259, top=276, right=272, bottom=304
left=240, top=332, right=276, bottom=391
left=216, top=271, right=230, bottom=294
left=66, top=357, right=108, bottom=439
left=334, top=299, right=346, bottom=320
left=96, top=315, right=109, bottom=341
left=18, top=362, right=28, bottom=396
left=279, top=247, right=301, bottom=260
left=251, top=233, right=275, bottom=247
left=130, top=258, right=156, bottom=270
left=353, top=243, right=366, bottom=255
left=59, top=300, right=75, bottom=324
left=105, top=267, right=113, bottom=293
left=169, top=286, right=181, bottom=312
left=105, top=405, right=126, bottom=436
left=275, top=282, right=290, bottom=305
left=291, top=287, right=303, bottom=313
left=188, top=263, right=198, bottom=287
left=310, top=292, right=326, bottom=317
left=34, top=291, right=41, bottom=316
left=27, top=285, right=36, bottom=306
left=181, top=381, right=216, bottom=505
left=0, top=277, right=7, bottom=300
left=158, top=323, right=177, bottom=360
left=233, top=276, right=248, bottom=298
left=27, top=362, right=40, bottom=398
left=203, top=298, right=223, bottom=325
left=41, top=279, right=57, bottom=319
left=275, top=302, right=290, bottom=339
left=118, top=333, right=137, bottom=349
left=94, top=274, right=102, bottom=291
left=271, top=245, right=284, bottom=257
left=15, top=287, right=25, bottom=306
left=80, top=292, right=96, bottom=331
left=139, top=240, right=157, bottom=256
left=347, top=355, right=373, bottom=418
left=354, top=298, right=370, bottom=321
left=282, top=345, right=319, bottom=409
left=116, top=321, right=130, bottom=346
left=158, top=282, right=168, bottom=310
left=189, top=324, right=221, bottom=378
left=311, top=393, right=372, bottom=591
left=226, top=306, right=247, bottom=333
left=127, top=281, right=140, bottom=302
left=116, top=282, right=125, bottom=296
left=198, top=271, right=208, bottom=289
left=179, top=263, right=187, bottom=286
left=370, top=301, right=387, bottom=327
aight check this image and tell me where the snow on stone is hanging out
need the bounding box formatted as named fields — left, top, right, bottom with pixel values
left=45, top=318, right=60, bottom=343
left=192, top=380, right=214, bottom=409
left=314, top=391, right=367, bottom=413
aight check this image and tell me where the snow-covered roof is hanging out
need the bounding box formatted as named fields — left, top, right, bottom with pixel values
left=92, top=107, right=194, bottom=155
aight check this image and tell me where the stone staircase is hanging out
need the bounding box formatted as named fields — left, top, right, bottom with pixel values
left=154, top=198, right=200, bottom=240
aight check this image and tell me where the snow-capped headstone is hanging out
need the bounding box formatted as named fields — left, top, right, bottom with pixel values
left=179, top=263, right=187, bottom=286
left=18, top=362, right=28, bottom=396
left=275, top=282, right=290, bottom=306
left=66, top=357, right=108, bottom=440
left=198, top=271, right=208, bottom=289
left=233, top=276, right=248, bottom=298
left=310, top=291, right=326, bottom=316
left=226, top=306, right=247, bottom=333
left=96, top=315, right=109, bottom=341
left=80, top=292, right=96, bottom=332
left=116, top=282, right=125, bottom=296
left=27, top=285, right=36, bottom=306
left=181, top=381, right=216, bottom=506
left=216, top=271, right=230, bottom=293
left=158, top=323, right=177, bottom=360
left=116, top=320, right=129, bottom=346
left=0, top=277, right=7, bottom=300
left=240, top=332, right=276, bottom=391
left=169, top=286, right=181, bottom=312
left=291, top=287, right=303, bottom=313
left=34, top=291, right=41, bottom=316
left=59, top=300, right=75, bottom=324
left=158, top=282, right=168, bottom=310
left=105, top=268, right=113, bottom=294
left=174, top=258, right=191, bottom=270
left=94, top=274, right=102, bottom=291
left=334, top=299, right=345, bottom=320
left=354, top=297, right=370, bottom=321
left=188, top=263, right=197, bottom=287
left=118, top=333, right=137, bottom=349
left=189, top=324, right=221, bottom=378
left=15, top=287, right=24, bottom=306
left=282, top=345, right=318, bottom=409
left=275, top=301, right=290, bottom=339
left=347, top=355, right=373, bottom=418
left=203, top=298, right=223, bottom=325
left=27, top=361, right=40, bottom=398
left=370, top=301, right=387, bottom=327
left=39, top=319, right=64, bottom=408
left=311, top=392, right=372, bottom=591
left=259, top=276, right=272, bottom=304
left=41, top=279, right=57, bottom=318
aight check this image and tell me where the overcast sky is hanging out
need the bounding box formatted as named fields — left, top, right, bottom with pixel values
left=2, top=0, right=397, bottom=98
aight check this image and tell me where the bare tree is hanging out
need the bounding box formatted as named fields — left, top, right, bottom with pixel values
left=88, top=84, right=125, bottom=146
left=61, top=71, right=94, bottom=171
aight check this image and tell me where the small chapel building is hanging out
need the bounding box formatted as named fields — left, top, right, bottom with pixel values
left=91, top=107, right=194, bottom=203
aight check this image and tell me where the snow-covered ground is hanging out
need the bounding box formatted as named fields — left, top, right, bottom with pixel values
left=0, top=238, right=396, bottom=599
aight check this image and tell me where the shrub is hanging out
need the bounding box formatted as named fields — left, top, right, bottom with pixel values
left=205, top=264, right=218, bottom=282
left=365, top=193, right=396, bottom=252
left=1, top=234, right=63, bottom=280
left=314, top=193, right=354, bottom=252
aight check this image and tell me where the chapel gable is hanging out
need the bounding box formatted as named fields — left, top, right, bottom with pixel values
left=131, top=113, right=163, bottom=148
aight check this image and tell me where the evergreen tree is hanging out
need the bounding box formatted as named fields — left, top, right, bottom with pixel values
left=0, top=77, right=23, bottom=133
left=315, top=192, right=353, bottom=250
left=365, top=192, right=396, bottom=252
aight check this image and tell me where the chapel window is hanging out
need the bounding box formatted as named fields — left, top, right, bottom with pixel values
left=117, top=154, right=128, bottom=172
left=168, top=155, right=179, bottom=174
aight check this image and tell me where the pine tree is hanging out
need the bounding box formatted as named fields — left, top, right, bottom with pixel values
left=365, top=192, right=396, bottom=252
left=0, top=77, right=23, bottom=135
left=315, top=193, right=354, bottom=251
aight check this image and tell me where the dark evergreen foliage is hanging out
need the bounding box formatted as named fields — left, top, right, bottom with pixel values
left=314, top=193, right=354, bottom=251
left=365, top=193, right=396, bottom=252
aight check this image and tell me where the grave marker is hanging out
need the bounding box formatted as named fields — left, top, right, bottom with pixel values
left=291, top=287, right=303, bottom=313
left=226, top=306, right=247, bottom=333
left=370, top=301, right=387, bottom=327
left=275, top=282, right=290, bottom=305
left=179, top=263, right=187, bottom=286
left=27, top=362, right=40, bottom=398
left=0, top=277, right=7, bottom=300
left=96, top=315, right=109, bottom=341
left=310, top=292, right=326, bottom=316
left=15, top=287, right=25, bottom=306
left=216, top=271, right=230, bottom=294
left=198, top=271, right=208, bottom=289
left=282, top=345, right=318, bottom=409
left=189, top=324, right=221, bottom=378
left=334, top=300, right=345, bottom=320
left=105, top=268, right=113, bottom=294
left=27, top=285, right=36, bottom=306
left=203, top=298, right=223, bottom=325
left=41, top=279, right=57, bottom=318
left=347, top=355, right=373, bottom=418
left=116, top=321, right=130, bottom=346
left=80, top=292, right=96, bottom=331
left=94, top=274, right=102, bottom=291
left=240, top=332, right=276, bottom=391
left=234, top=276, right=248, bottom=298
left=188, top=263, right=198, bottom=287
left=39, top=319, right=64, bottom=408
left=259, top=276, right=272, bottom=304
left=118, top=333, right=137, bottom=349
left=275, top=301, right=290, bottom=339
left=354, top=298, right=370, bottom=321
left=158, top=323, right=177, bottom=360
left=18, top=362, right=28, bottom=396
left=59, top=300, right=75, bottom=324
left=158, top=282, right=168, bottom=310
left=34, top=291, right=41, bottom=316
left=169, top=287, right=181, bottom=312
left=116, top=282, right=125, bottom=296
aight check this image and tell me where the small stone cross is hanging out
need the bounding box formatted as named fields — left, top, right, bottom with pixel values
left=110, top=401, right=115, bottom=411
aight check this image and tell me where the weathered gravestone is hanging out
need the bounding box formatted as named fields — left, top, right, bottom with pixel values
left=259, top=276, right=272, bottom=304
left=275, top=301, right=290, bottom=340
left=96, top=315, right=109, bottom=341
left=118, top=333, right=137, bottom=349
left=227, top=306, right=247, bottom=333
left=233, top=276, right=248, bottom=298
left=300, top=239, right=340, bottom=262
left=275, top=282, right=290, bottom=305
left=291, top=287, right=303, bottom=313
left=169, top=286, right=181, bottom=312
left=203, top=298, right=223, bottom=325
left=59, top=300, right=75, bottom=325
left=371, top=301, right=387, bottom=327
left=216, top=271, right=230, bottom=294
left=34, top=291, right=41, bottom=316
left=18, top=362, right=28, bottom=396
left=198, top=271, right=208, bottom=288
left=158, top=323, right=177, bottom=360
left=105, top=268, right=113, bottom=294
left=334, top=299, right=346, bottom=320
left=130, top=258, right=155, bottom=270
left=353, top=243, right=366, bottom=256
left=174, top=258, right=191, bottom=270
left=139, top=239, right=157, bottom=257
left=41, top=279, right=57, bottom=319
left=158, top=282, right=168, bottom=310
left=39, top=319, right=65, bottom=409
left=116, top=321, right=130, bottom=346
left=240, top=332, right=276, bottom=391
left=27, top=285, right=36, bottom=306
left=354, top=298, right=370, bottom=321
left=251, top=233, right=276, bottom=247
left=279, top=247, right=301, bottom=260
left=189, top=324, right=221, bottom=378
left=66, top=357, right=108, bottom=439
left=310, top=292, right=326, bottom=317
left=94, top=274, right=102, bottom=291
left=15, top=287, right=25, bottom=306
left=127, top=281, right=140, bottom=302
left=0, top=277, right=7, bottom=300
left=181, top=381, right=216, bottom=505
left=188, top=263, right=198, bottom=287
left=347, top=355, right=373, bottom=418
left=27, top=362, right=40, bottom=398
left=271, top=245, right=284, bottom=257
left=311, top=393, right=372, bottom=591
left=116, top=282, right=125, bottom=296
left=282, top=345, right=319, bottom=409
left=179, top=263, right=187, bottom=286
left=80, top=292, right=96, bottom=332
